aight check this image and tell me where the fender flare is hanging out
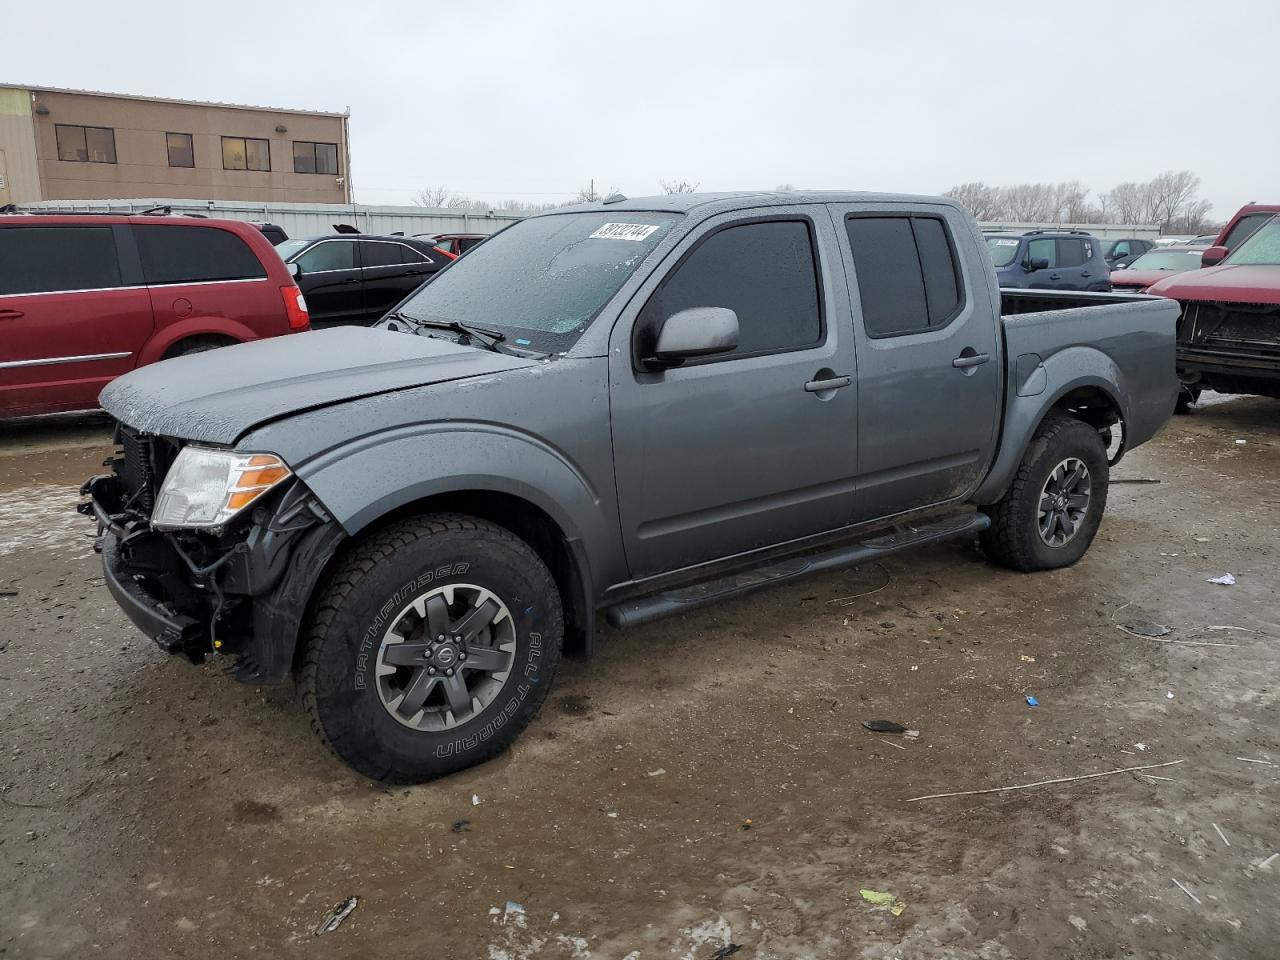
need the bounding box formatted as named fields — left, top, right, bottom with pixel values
left=974, top=350, right=1129, bottom=505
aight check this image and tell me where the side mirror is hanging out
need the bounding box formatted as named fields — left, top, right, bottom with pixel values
left=1200, top=245, right=1228, bottom=267
left=287, top=260, right=302, bottom=279
left=644, top=307, right=740, bottom=369
left=1026, top=258, right=1050, bottom=271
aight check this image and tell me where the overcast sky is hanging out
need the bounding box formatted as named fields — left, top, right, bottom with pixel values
left=6, top=0, right=1276, bottom=217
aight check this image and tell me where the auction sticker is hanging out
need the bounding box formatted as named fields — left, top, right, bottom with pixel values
left=590, top=222, right=660, bottom=241
left=992, top=239, right=1018, bottom=246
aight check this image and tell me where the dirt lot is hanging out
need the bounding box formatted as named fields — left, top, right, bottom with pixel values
left=1, top=398, right=1277, bottom=959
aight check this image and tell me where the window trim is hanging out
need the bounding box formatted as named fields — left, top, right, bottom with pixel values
left=221, top=135, right=271, bottom=172
left=166, top=131, right=195, bottom=168
left=631, top=213, right=827, bottom=371
left=845, top=212, right=968, bottom=340
left=54, top=123, right=117, bottom=164
left=292, top=139, right=340, bottom=175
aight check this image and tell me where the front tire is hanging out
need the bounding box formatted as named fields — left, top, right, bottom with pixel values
left=300, top=514, right=563, bottom=783
left=980, top=415, right=1109, bottom=572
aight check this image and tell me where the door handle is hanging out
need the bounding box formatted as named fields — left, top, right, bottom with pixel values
left=1048, top=273, right=1061, bottom=280
left=342, top=278, right=359, bottom=284
left=804, top=375, right=852, bottom=392
left=1081, top=271, right=1092, bottom=277
left=952, top=352, right=991, bottom=369
left=0, top=308, right=24, bottom=319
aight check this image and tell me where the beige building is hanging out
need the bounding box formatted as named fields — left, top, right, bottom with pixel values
left=0, top=84, right=351, bottom=206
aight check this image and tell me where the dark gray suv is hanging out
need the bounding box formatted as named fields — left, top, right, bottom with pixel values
left=985, top=230, right=1112, bottom=291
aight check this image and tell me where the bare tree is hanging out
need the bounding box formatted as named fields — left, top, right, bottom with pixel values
left=773, top=183, right=797, bottom=193
left=660, top=178, right=700, bottom=194
left=1147, top=170, right=1201, bottom=229
left=412, top=185, right=456, bottom=208
left=943, top=182, right=1002, bottom=221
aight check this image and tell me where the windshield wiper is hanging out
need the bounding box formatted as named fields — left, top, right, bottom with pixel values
left=385, top=312, right=507, bottom=353
left=415, top=318, right=507, bottom=353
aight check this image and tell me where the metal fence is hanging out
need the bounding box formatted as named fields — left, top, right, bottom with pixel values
left=977, top=221, right=1161, bottom=240
left=13, top=198, right=525, bottom=238
left=14, top=198, right=1162, bottom=242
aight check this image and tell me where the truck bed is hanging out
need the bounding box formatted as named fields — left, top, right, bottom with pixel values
left=997, top=287, right=1181, bottom=455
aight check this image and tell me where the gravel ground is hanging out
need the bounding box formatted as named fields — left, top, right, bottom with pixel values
left=1, top=397, right=1277, bottom=959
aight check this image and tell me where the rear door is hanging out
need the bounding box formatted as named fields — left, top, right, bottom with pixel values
left=292, top=239, right=364, bottom=326
left=830, top=204, right=1001, bottom=521
left=132, top=223, right=277, bottom=343
left=1056, top=237, right=1089, bottom=289
left=0, top=223, right=154, bottom=416
left=609, top=210, right=859, bottom=578
left=359, top=240, right=436, bottom=321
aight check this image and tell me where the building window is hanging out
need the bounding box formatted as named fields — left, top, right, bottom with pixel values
left=221, top=136, right=270, bottom=172
left=293, top=141, right=339, bottom=175
left=55, top=124, right=117, bottom=163
left=166, top=132, right=194, bottom=168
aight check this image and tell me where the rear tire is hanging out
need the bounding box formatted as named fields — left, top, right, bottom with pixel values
left=980, top=415, right=1109, bottom=572
left=300, top=513, right=563, bottom=783
left=164, top=336, right=234, bottom=359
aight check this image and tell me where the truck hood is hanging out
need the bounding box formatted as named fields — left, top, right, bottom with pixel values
left=99, top=326, right=538, bottom=445
left=1109, top=268, right=1187, bottom=289
left=1146, top=264, right=1280, bottom=303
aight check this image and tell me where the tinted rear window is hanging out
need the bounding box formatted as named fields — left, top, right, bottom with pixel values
left=847, top=216, right=963, bottom=337
left=1056, top=238, right=1086, bottom=268
left=0, top=226, right=122, bottom=295
left=134, top=225, right=267, bottom=285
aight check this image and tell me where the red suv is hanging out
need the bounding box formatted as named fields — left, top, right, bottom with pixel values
left=0, top=213, right=309, bottom=418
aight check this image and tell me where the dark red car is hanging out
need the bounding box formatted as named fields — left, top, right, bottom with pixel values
left=1148, top=215, right=1280, bottom=411
left=0, top=213, right=309, bottom=418
left=1109, top=246, right=1208, bottom=294
left=417, top=232, right=488, bottom=261
left=1203, top=203, right=1280, bottom=265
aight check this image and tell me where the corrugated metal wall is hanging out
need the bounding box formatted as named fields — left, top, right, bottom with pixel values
left=14, top=198, right=525, bottom=238
left=978, top=221, right=1161, bottom=240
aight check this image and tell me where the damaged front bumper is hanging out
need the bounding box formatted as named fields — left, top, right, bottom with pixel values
left=81, top=473, right=346, bottom=682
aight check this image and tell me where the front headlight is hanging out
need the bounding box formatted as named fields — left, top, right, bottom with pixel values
left=152, top=447, right=292, bottom=531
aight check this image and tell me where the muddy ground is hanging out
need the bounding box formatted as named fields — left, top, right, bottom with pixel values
left=1, top=398, right=1277, bottom=960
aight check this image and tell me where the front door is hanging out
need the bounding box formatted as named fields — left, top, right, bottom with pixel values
left=609, top=211, right=859, bottom=579
left=294, top=239, right=364, bottom=326
left=831, top=204, right=1002, bottom=522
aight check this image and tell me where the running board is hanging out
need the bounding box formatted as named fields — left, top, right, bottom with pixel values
left=604, top=511, right=990, bottom=629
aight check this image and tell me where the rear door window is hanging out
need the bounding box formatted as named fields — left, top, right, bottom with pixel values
left=400, top=244, right=430, bottom=264
left=845, top=215, right=964, bottom=337
left=640, top=219, right=822, bottom=358
left=360, top=241, right=402, bottom=268
left=0, top=226, right=123, bottom=295
left=1056, top=239, right=1086, bottom=268
left=135, top=225, right=267, bottom=285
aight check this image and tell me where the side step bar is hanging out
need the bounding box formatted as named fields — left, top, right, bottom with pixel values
left=604, top=511, right=990, bottom=629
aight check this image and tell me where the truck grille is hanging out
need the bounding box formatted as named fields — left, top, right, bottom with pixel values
left=113, top=424, right=180, bottom=514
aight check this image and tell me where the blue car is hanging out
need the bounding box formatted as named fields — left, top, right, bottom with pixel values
left=985, top=230, right=1112, bottom=292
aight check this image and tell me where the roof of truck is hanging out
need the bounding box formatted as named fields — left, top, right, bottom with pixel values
left=543, top=191, right=963, bottom=216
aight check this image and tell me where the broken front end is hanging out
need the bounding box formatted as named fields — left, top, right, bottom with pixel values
left=81, top=424, right=346, bottom=681
left=1176, top=299, right=1280, bottom=399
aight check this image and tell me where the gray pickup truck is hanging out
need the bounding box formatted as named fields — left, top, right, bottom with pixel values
left=83, top=192, right=1179, bottom=782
